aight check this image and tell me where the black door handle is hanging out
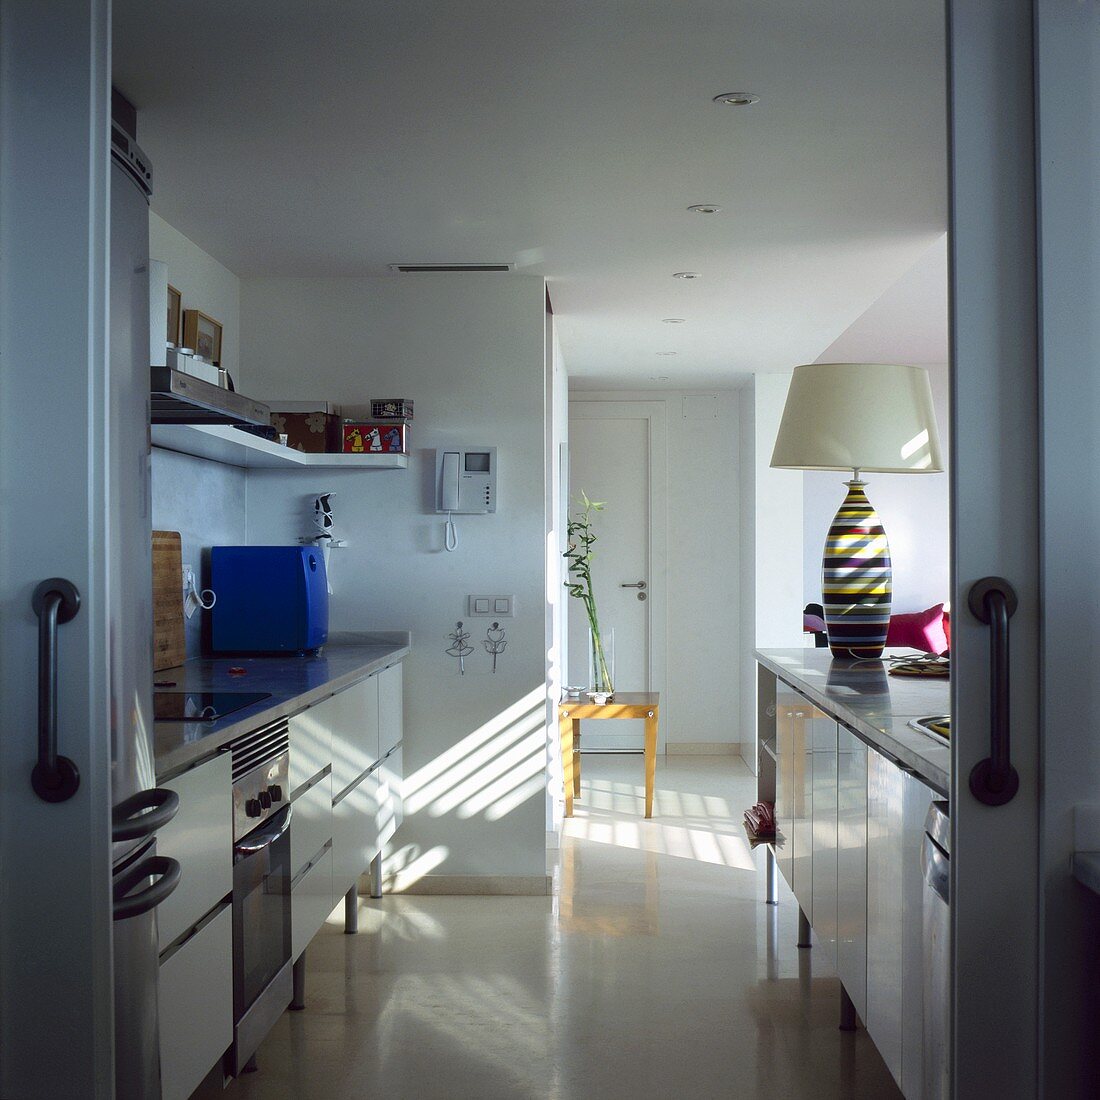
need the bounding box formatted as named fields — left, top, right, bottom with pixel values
left=968, top=577, right=1020, bottom=806
left=112, top=855, right=181, bottom=921
left=112, top=788, right=180, bottom=842
left=31, top=578, right=81, bottom=802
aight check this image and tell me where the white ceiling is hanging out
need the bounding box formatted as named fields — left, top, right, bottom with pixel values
left=112, top=1, right=947, bottom=389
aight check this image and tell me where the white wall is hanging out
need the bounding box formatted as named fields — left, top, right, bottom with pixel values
left=738, top=374, right=805, bottom=772
left=803, top=237, right=951, bottom=613
left=149, top=213, right=246, bottom=656
left=545, top=318, right=568, bottom=834
left=239, top=274, right=549, bottom=885
left=567, top=390, right=741, bottom=750
left=149, top=210, right=242, bottom=382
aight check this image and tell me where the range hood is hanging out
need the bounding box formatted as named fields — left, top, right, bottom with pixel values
left=150, top=367, right=270, bottom=426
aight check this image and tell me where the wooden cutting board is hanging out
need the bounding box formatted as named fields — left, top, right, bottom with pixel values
left=152, top=530, right=186, bottom=672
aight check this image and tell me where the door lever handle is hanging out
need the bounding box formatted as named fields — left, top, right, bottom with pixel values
left=968, top=576, right=1020, bottom=806
left=31, top=578, right=81, bottom=803
left=620, top=581, right=647, bottom=589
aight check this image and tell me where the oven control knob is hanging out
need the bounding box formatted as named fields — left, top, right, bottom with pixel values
left=245, top=798, right=262, bottom=818
left=259, top=790, right=272, bottom=810
left=268, top=784, right=283, bottom=803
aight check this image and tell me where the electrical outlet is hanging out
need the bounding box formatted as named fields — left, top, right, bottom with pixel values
left=182, top=565, right=202, bottom=620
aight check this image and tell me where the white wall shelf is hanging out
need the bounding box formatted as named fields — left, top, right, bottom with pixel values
left=151, top=423, right=408, bottom=470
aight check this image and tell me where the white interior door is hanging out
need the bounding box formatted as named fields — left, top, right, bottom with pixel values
left=0, top=2, right=116, bottom=1095
left=567, top=402, right=665, bottom=751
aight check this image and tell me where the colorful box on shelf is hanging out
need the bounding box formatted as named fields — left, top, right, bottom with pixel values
left=370, top=398, right=414, bottom=420
left=342, top=421, right=408, bottom=454
left=269, top=411, right=342, bottom=453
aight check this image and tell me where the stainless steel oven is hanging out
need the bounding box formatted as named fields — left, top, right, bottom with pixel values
left=228, top=717, right=292, bottom=1076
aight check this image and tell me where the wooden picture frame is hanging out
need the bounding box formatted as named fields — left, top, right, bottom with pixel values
left=181, top=308, right=223, bottom=365
left=167, top=285, right=182, bottom=346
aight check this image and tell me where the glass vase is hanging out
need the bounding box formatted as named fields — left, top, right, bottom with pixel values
left=588, top=625, right=615, bottom=695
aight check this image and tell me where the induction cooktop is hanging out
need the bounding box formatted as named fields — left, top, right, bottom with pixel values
left=153, top=691, right=272, bottom=722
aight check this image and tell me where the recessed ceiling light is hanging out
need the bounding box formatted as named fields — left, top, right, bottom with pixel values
left=713, top=91, right=760, bottom=107
left=672, top=271, right=701, bottom=280
left=662, top=318, right=686, bottom=324
left=687, top=204, right=722, bottom=214
left=655, top=351, right=678, bottom=357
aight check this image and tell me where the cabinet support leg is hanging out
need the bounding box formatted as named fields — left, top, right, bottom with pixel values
left=797, top=906, right=812, bottom=948
left=290, top=954, right=306, bottom=1011
left=839, top=984, right=858, bottom=1031
left=344, top=885, right=359, bottom=934
left=370, top=852, right=383, bottom=899
left=765, top=846, right=778, bottom=905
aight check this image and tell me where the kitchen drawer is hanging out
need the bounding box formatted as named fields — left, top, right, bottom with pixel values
left=377, top=662, right=403, bottom=760
left=837, top=725, right=869, bottom=1020
left=331, top=767, right=381, bottom=899
left=290, top=767, right=332, bottom=877
left=157, top=753, right=232, bottom=950
left=288, top=702, right=333, bottom=797
left=811, top=716, right=839, bottom=970
left=378, top=745, right=403, bottom=844
left=292, top=845, right=334, bottom=961
left=158, top=903, right=232, bottom=1100
left=326, top=676, right=379, bottom=800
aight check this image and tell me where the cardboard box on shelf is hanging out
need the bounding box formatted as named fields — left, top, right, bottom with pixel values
left=268, top=411, right=342, bottom=453
left=342, top=422, right=408, bottom=455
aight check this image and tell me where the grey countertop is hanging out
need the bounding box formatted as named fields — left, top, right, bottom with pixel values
left=154, top=633, right=410, bottom=781
left=756, top=647, right=950, bottom=796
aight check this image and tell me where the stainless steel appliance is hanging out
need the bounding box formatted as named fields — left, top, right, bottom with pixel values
left=150, top=364, right=270, bottom=426
left=922, top=800, right=950, bottom=1099
left=108, top=96, right=183, bottom=1100
left=228, top=718, right=293, bottom=1075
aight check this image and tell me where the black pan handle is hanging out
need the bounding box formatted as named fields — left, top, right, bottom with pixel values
left=30, top=579, right=81, bottom=803
left=112, top=788, right=180, bottom=842
left=968, top=577, right=1020, bottom=806
left=112, top=855, right=181, bottom=921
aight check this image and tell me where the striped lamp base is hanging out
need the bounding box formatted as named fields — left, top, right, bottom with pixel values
left=822, top=479, right=891, bottom=659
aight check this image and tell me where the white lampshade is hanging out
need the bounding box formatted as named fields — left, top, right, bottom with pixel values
left=770, top=363, right=944, bottom=473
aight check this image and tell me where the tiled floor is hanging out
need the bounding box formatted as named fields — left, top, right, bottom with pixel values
left=212, top=755, right=900, bottom=1099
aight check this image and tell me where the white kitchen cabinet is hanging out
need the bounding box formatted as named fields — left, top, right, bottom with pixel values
left=774, top=686, right=799, bottom=890
left=331, top=767, right=382, bottom=900
left=791, top=704, right=815, bottom=919
left=156, top=753, right=232, bottom=951
left=901, top=771, right=937, bottom=1100
left=377, top=662, right=403, bottom=759
left=866, top=747, right=906, bottom=1086
left=836, top=725, right=869, bottom=1020
left=158, top=904, right=233, bottom=1100
left=326, top=676, right=379, bottom=800
left=811, top=715, right=839, bottom=970
left=291, top=845, right=333, bottom=961
left=288, top=702, right=332, bottom=797
left=290, top=767, right=332, bottom=878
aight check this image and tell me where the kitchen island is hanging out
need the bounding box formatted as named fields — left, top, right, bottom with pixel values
left=755, top=647, right=950, bottom=1100
left=756, top=647, right=949, bottom=794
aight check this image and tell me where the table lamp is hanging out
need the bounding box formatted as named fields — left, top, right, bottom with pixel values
left=770, top=363, right=944, bottom=658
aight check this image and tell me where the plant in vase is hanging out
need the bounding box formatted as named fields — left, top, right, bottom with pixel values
left=564, top=492, right=614, bottom=695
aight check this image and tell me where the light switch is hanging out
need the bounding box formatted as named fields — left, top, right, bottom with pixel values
left=467, top=595, right=515, bottom=617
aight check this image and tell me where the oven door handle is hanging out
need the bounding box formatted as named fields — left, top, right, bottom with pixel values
left=234, top=804, right=292, bottom=855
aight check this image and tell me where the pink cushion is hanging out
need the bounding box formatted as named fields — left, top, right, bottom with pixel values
left=803, top=613, right=827, bottom=633
left=886, top=603, right=949, bottom=654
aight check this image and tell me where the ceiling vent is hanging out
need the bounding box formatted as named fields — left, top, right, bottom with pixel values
left=388, top=262, right=514, bottom=274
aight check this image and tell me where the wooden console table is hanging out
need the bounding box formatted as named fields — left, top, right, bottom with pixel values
left=559, top=692, right=660, bottom=818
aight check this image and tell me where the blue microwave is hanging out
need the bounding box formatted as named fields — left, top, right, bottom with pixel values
left=210, top=546, right=329, bottom=655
